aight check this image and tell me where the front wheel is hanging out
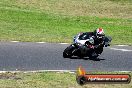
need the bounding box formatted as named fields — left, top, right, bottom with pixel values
left=63, top=51, right=71, bottom=58
left=63, top=44, right=76, bottom=58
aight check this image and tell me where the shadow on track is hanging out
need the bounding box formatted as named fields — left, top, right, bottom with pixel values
left=68, top=56, right=105, bottom=61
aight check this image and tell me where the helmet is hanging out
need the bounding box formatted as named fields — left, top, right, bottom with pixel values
left=95, top=28, right=105, bottom=39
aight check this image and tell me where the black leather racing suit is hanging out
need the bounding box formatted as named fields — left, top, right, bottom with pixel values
left=78, top=32, right=105, bottom=47
left=77, top=32, right=105, bottom=57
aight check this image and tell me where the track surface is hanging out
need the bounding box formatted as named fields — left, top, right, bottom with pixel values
left=0, top=42, right=132, bottom=71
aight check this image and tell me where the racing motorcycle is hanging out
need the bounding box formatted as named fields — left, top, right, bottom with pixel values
left=63, top=36, right=112, bottom=59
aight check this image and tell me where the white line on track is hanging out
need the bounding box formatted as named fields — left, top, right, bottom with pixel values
left=59, top=43, right=69, bottom=44
left=116, top=45, right=129, bottom=46
left=0, top=70, right=76, bottom=73
left=0, top=70, right=131, bottom=73
left=11, top=41, right=19, bottom=43
left=8, top=41, right=131, bottom=47
left=118, top=71, right=132, bottom=72
left=36, top=42, right=46, bottom=44
left=109, top=48, right=132, bottom=52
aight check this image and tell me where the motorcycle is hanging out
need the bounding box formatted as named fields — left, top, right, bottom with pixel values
left=63, top=36, right=112, bottom=59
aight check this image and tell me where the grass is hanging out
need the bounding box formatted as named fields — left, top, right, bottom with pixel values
left=0, top=0, right=132, bottom=44
left=0, top=71, right=131, bottom=88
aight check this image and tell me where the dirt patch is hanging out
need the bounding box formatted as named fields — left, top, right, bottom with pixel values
left=0, top=72, right=22, bottom=80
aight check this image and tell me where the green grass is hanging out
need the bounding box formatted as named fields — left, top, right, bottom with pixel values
left=0, top=72, right=132, bottom=88
left=0, top=0, right=132, bottom=44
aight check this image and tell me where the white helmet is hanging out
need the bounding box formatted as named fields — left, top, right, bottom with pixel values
left=96, top=28, right=105, bottom=39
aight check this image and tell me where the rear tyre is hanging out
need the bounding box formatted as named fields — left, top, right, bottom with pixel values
left=88, top=52, right=99, bottom=59
left=89, top=55, right=99, bottom=59
left=96, top=47, right=103, bottom=54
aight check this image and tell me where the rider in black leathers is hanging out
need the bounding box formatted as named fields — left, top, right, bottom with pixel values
left=73, top=28, right=106, bottom=57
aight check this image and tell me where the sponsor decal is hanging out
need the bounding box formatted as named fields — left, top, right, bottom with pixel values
left=76, top=66, right=131, bottom=85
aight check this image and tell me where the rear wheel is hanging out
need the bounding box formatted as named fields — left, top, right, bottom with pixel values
left=96, top=46, right=103, bottom=54
left=88, top=50, right=99, bottom=59
left=89, top=54, right=99, bottom=59
left=88, top=47, right=103, bottom=59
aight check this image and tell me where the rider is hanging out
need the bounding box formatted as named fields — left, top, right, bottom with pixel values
left=73, top=28, right=105, bottom=56
left=74, top=28, right=105, bottom=46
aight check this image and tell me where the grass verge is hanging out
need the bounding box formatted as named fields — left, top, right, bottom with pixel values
left=0, top=71, right=131, bottom=88
left=0, top=0, right=132, bottom=44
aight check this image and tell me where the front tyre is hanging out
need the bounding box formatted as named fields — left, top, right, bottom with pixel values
left=63, top=51, right=71, bottom=58
left=63, top=44, right=75, bottom=58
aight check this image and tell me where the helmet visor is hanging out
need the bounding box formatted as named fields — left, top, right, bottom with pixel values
left=97, top=34, right=105, bottom=38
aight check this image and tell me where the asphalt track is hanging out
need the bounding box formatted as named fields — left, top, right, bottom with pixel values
left=0, top=42, right=132, bottom=71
